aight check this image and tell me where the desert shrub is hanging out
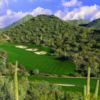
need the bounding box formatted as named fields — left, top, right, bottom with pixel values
left=33, top=69, right=40, bottom=75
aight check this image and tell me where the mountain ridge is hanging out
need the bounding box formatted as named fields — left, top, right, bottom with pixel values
left=5, top=15, right=33, bottom=30
left=80, top=18, right=100, bottom=29
left=1, top=14, right=100, bottom=30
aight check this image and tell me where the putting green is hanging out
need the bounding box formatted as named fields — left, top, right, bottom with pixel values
left=0, top=42, right=76, bottom=75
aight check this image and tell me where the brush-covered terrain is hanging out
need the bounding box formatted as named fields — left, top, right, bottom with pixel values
left=1, top=15, right=100, bottom=76
left=0, top=15, right=100, bottom=100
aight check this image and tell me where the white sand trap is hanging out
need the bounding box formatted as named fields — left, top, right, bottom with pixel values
left=40, top=51, right=47, bottom=55
left=26, top=48, right=38, bottom=52
left=32, top=48, right=38, bottom=51
left=34, top=52, right=41, bottom=55
left=16, top=45, right=27, bottom=49
left=55, top=83, right=75, bottom=87
left=34, top=51, right=47, bottom=55
left=15, top=45, right=47, bottom=55
left=26, top=49, right=33, bottom=51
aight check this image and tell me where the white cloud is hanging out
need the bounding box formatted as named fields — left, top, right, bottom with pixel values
left=55, top=10, right=67, bottom=19
left=55, top=10, right=63, bottom=19
left=62, top=0, right=82, bottom=7
left=0, top=10, right=28, bottom=28
left=61, top=5, right=100, bottom=21
left=31, top=7, right=52, bottom=16
left=0, top=4, right=100, bottom=28
left=0, top=7, right=52, bottom=28
left=93, top=12, right=100, bottom=20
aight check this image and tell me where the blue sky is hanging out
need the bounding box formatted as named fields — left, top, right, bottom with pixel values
left=0, top=0, right=100, bottom=28
left=8, top=0, right=100, bottom=12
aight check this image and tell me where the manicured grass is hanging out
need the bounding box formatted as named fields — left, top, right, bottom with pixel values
left=0, top=42, right=99, bottom=95
left=29, top=76, right=100, bottom=94
left=0, top=42, right=76, bottom=75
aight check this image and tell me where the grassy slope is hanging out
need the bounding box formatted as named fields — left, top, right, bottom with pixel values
left=0, top=42, right=99, bottom=94
left=86, top=18, right=100, bottom=29
left=0, top=42, right=75, bottom=75
left=29, top=76, right=100, bottom=94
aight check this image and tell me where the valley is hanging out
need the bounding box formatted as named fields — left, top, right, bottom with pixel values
left=0, top=15, right=100, bottom=100
left=0, top=42, right=75, bottom=75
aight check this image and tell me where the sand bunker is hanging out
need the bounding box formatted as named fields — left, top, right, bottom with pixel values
left=26, top=49, right=47, bottom=55
left=34, top=51, right=47, bottom=55
left=26, top=48, right=38, bottom=52
left=15, top=45, right=47, bottom=55
left=16, top=45, right=27, bottom=49
left=55, top=83, right=75, bottom=87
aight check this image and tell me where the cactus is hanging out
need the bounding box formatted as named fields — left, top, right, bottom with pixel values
left=87, top=66, right=91, bottom=100
left=83, top=66, right=91, bottom=100
left=14, top=61, right=19, bottom=100
left=83, top=66, right=100, bottom=100
left=84, top=85, right=87, bottom=100
left=93, top=80, right=99, bottom=100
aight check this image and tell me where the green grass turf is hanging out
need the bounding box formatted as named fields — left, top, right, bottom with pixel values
left=0, top=42, right=76, bottom=75
left=29, top=76, right=100, bottom=94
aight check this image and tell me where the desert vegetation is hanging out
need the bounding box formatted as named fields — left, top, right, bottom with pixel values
left=1, top=15, right=100, bottom=77
left=0, top=50, right=100, bottom=100
left=0, top=15, right=100, bottom=100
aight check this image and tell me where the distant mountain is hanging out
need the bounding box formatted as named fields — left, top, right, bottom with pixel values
left=81, top=18, right=100, bottom=29
left=2, top=15, right=99, bottom=43
left=5, top=15, right=33, bottom=29
left=2, top=14, right=85, bottom=43
left=66, top=20, right=89, bottom=25
left=0, top=28, right=3, bottom=33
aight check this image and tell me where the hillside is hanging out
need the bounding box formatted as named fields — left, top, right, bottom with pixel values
left=67, top=20, right=89, bottom=25
left=0, top=28, right=3, bottom=33
left=2, top=15, right=89, bottom=43
left=5, top=15, right=33, bottom=30
left=1, top=15, right=100, bottom=76
left=81, top=18, right=100, bottom=29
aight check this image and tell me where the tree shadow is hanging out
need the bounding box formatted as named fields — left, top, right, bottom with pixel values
left=55, top=56, right=71, bottom=61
